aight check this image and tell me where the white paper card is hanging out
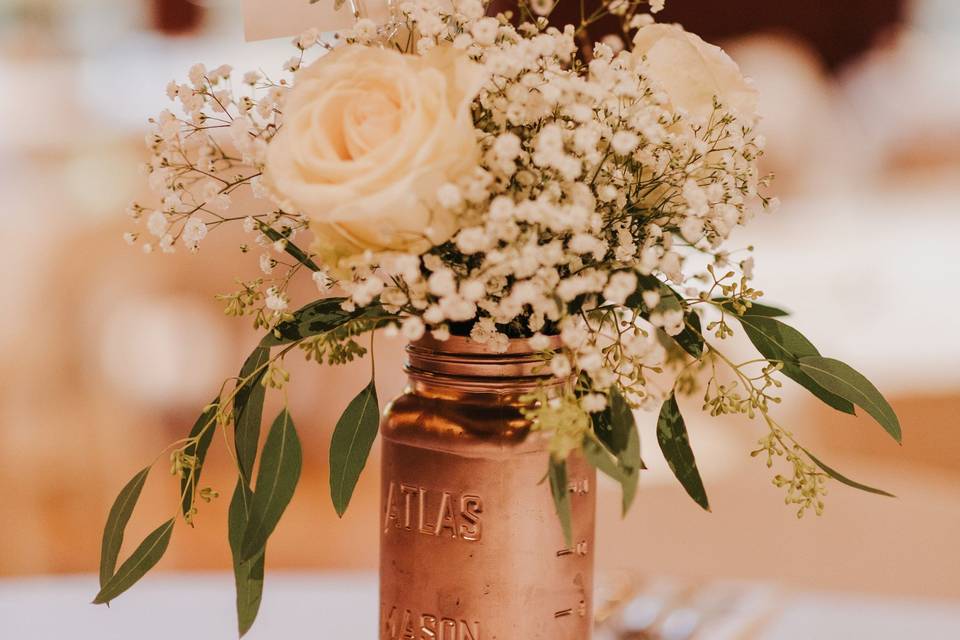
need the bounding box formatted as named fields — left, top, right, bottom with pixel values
left=242, top=0, right=356, bottom=41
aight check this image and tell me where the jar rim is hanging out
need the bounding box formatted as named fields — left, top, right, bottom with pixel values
left=409, top=333, right=563, bottom=356
left=405, top=333, right=563, bottom=381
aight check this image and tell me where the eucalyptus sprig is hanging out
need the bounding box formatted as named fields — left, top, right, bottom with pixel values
left=94, top=297, right=396, bottom=634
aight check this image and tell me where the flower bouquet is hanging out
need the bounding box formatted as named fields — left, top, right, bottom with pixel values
left=97, top=0, right=900, bottom=636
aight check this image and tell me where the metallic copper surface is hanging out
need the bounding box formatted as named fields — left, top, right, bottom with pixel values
left=380, top=337, right=596, bottom=640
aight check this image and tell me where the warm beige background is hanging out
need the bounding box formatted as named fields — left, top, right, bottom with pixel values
left=1, top=0, right=958, bottom=608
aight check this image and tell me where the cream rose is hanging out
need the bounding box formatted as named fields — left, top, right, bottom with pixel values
left=632, top=24, right=758, bottom=123
left=263, top=44, right=485, bottom=264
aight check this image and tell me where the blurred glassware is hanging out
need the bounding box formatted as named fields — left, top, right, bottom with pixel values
left=593, top=574, right=782, bottom=640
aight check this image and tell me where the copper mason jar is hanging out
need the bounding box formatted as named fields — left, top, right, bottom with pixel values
left=379, top=335, right=596, bottom=640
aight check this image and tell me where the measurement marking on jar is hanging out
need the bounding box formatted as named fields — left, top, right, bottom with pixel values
left=556, top=541, right=589, bottom=557
left=554, top=609, right=573, bottom=619
left=567, top=478, right=590, bottom=496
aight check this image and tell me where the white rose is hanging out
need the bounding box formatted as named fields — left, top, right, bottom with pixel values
left=263, top=44, right=485, bottom=266
left=632, top=24, right=758, bottom=123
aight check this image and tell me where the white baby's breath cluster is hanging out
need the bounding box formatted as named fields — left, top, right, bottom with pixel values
left=126, top=32, right=339, bottom=325
left=126, top=0, right=778, bottom=473
left=345, top=1, right=770, bottom=415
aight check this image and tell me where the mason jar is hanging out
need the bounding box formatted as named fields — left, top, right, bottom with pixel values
left=379, top=335, right=596, bottom=640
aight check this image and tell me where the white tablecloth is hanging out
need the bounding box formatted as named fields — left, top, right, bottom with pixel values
left=2, top=573, right=960, bottom=640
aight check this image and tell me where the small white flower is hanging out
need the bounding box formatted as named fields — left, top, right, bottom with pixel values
left=354, top=18, right=378, bottom=40
left=436, top=183, right=463, bottom=209
left=550, top=353, right=572, bottom=378
left=259, top=253, right=274, bottom=275
left=423, top=304, right=445, bottom=324
left=455, top=227, right=490, bottom=254
left=265, top=287, right=288, bottom=312
left=242, top=216, right=257, bottom=234
left=123, top=232, right=137, bottom=245
left=458, top=0, right=486, bottom=20
left=182, top=216, right=208, bottom=245
left=250, top=178, right=269, bottom=199
left=428, top=269, right=457, bottom=297
left=493, top=133, right=522, bottom=161
left=312, top=270, right=332, bottom=292
left=641, top=289, right=661, bottom=309
left=660, top=252, right=684, bottom=283
left=460, top=279, right=486, bottom=302
left=601, top=34, right=625, bottom=53
left=159, top=234, right=176, bottom=253
left=147, top=210, right=169, bottom=238
left=679, top=216, right=705, bottom=242
left=528, top=333, right=552, bottom=351
left=188, top=63, right=207, bottom=88
left=471, top=17, right=499, bottom=46
left=296, top=27, right=320, bottom=49
left=629, top=13, right=655, bottom=29
left=602, top=271, right=638, bottom=306
left=578, top=348, right=603, bottom=373
left=582, top=393, right=607, bottom=413
left=655, top=308, right=685, bottom=336
left=612, top=131, right=639, bottom=155
left=401, top=316, right=426, bottom=341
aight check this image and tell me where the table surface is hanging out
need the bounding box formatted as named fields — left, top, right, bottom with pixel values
left=2, top=573, right=960, bottom=640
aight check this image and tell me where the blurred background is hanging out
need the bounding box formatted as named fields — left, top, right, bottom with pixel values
left=1, top=0, right=959, bottom=637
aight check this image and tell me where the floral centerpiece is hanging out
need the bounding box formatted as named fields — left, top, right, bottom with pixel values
left=96, top=0, right=900, bottom=635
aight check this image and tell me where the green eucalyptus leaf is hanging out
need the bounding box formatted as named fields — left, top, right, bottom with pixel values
left=593, top=385, right=632, bottom=454
left=582, top=438, right=625, bottom=482
left=734, top=315, right=855, bottom=415
left=330, top=380, right=381, bottom=517
left=803, top=448, right=895, bottom=497
left=180, top=400, right=219, bottom=521
left=235, top=347, right=271, bottom=484
left=240, top=409, right=302, bottom=562
left=583, top=430, right=642, bottom=516
left=619, top=421, right=642, bottom=514
left=229, top=482, right=264, bottom=637
left=589, top=386, right=644, bottom=515
left=714, top=297, right=790, bottom=317
left=629, top=274, right=704, bottom=358
left=674, top=310, right=704, bottom=358
left=656, top=393, right=710, bottom=511
left=93, top=519, right=174, bottom=605
left=262, top=298, right=391, bottom=347
left=228, top=348, right=271, bottom=635
left=99, top=467, right=151, bottom=590
left=548, top=457, right=573, bottom=547
left=797, top=356, right=901, bottom=443
left=258, top=224, right=320, bottom=272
